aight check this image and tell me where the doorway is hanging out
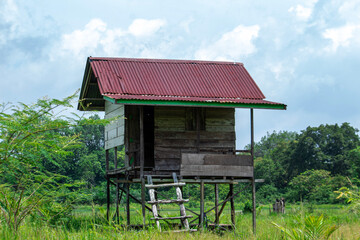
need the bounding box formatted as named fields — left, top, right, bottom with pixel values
left=143, top=106, right=154, bottom=168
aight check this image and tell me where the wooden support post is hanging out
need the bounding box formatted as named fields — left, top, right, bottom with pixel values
left=114, top=147, right=119, bottom=223
left=126, top=182, right=130, bottom=226
left=179, top=185, right=183, bottom=226
left=106, top=149, right=110, bottom=171
left=215, top=184, right=219, bottom=225
left=199, top=180, right=205, bottom=228
left=106, top=149, right=110, bottom=222
left=155, top=191, right=159, bottom=216
left=196, top=108, right=200, bottom=153
left=230, top=184, right=235, bottom=226
left=139, top=106, right=146, bottom=227
left=114, top=146, right=118, bottom=168
left=173, top=173, right=190, bottom=230
left=147, top=176, right=161, bottom=231
left=251, top=108, right=256, bottom=234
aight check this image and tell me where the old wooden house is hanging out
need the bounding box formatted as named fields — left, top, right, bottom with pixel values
left=78, top=57, right=286, bottom=232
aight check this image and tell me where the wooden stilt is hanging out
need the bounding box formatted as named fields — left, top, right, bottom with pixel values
left=230, top=184, right=235, bottom=226
left=200, top=180, right=205, bottom=228
left=252, top=179, right=256, bottom=233
left=215, top=184, right=219, bottom=225
left=147, top=176, right=161, bottom=231
left=196, top=108, right=200, bottom=153
left=114, top=147, right=120, bottom=223
left=126, top=182, right=130, bottom=226
left=251, top=108, right=256, bottom=234
left=106, top=149, right=110, bottom=222
left=139, top=106, right=146, bottom=227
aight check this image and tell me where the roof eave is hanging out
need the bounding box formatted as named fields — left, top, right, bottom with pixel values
left=104, top=96, right=287, bottom=110
left=77, top=57, right=92, bottom=111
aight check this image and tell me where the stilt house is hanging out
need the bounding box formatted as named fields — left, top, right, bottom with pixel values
left=78, top=57, right=286, bottom=231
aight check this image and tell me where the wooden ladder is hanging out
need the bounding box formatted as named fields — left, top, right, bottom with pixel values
left=146, top=173, right=196, bottom=232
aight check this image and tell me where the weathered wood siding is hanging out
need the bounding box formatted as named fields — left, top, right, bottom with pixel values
left=180, top=153, right=253, bottom=177
left=125, top=105, right=140, bottom=166
left=104, top=101, right=125, bottom=150
left=154, top=107, right=235, bottom=172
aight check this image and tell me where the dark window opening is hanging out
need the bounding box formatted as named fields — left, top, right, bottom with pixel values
left=185, top=107, right=205, bottom=131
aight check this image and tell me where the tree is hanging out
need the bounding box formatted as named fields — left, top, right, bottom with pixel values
left=286, top=169, right=348, bottom=203
left=347, top=147, right=360, bottom=180
left=0, top=94, right=107, bottom=231
left=247, top=130, right=297, bottom=158
left=289, top=123, right=359, bottom=177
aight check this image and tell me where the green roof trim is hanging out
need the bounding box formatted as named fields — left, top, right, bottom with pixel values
left=103, top=96, right=286, bottom=110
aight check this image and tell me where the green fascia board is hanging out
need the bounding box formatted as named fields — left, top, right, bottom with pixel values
left=103, top=96, right=286, bottom=110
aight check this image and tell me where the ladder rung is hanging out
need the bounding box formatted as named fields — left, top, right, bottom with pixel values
left=145, top=182, right=185, bottom=189
left=151, top=215, right=193, bottom=220
left=165, top=229, right=198, bottom=233
left=148, top=199, right=189, bottom=204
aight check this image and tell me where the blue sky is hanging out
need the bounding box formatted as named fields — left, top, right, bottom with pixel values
left=1, top=0, right=360, bottom=147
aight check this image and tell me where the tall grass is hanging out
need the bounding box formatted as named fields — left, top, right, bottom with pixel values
left=1, top=203, right=359, bottom=239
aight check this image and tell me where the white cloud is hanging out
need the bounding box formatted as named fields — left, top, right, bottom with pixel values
left=194, top=24, right=259, bottom=61
left=128, top=19, right=166, bottom=37
left=180, top=17, right=194, bottom=34
left=338, top=0, right=360, bottom=23
left=57, top=18, right=168, bottom=59
left=60, top=19, right=110, bottom=57
left=0, top=0, right=20, bottom=44
left=288, top=5, right=312, bottom=21
left=0, top=0, right=18, bottom=23
left=288, top=0, right=318, bottom=21
left=323, top=24, right=360, bottom=52
left=56, top=19, right=166, bottom=59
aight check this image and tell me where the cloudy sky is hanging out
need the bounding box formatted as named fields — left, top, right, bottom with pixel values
left=1, top=0, right=359, bottom=147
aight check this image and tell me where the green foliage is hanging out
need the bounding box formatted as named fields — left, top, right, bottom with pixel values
left=0, top=93, right=108, bottom=232
left=250, top=130, right=298, bottom=158
left=286, top=170, right=347, bottom=203
left=347, top=146, right=360, bottom=180
left=335, top=181, right=360, bottom=215
left=289, top=123, right=359, bottom=178
left=253, top=124, right=360, bottom=204
left=256, top=184, right=280, bottom=203
left=273, top=214, right=338, bottom=240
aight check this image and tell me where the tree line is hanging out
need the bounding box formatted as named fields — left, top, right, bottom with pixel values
left=253, top=123, right=360, bottom=203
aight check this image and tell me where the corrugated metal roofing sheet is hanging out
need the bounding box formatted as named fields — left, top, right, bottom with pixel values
left=80, top=57, right=285, bottom=108
left=90, top=57, right=265, bottom=98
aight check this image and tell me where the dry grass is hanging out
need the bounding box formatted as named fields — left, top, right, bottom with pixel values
left=1, top=204, right=359, bottom=239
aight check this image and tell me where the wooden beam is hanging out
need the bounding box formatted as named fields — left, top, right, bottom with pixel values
left=115, top=178, right=264, bottom=184
left=105, top=149, right=110, bottom=171
left=114, top=147, right=119, bottom=223
left=196, top=108, right=200, bottom=153
left=230, top=184, right=235, bottom=225
left=215, top=184, right=219, bottom=225
left=139, top=106, right=146, bottom=227
left=106, top=149, right=110, bottom=222
left=126, top=182, right=130, bottom=225
left=199, top=180, right=204, bottom=228
left=251, top=108, right=256, bottom=234
left=190, top=184, right=250, bottom=225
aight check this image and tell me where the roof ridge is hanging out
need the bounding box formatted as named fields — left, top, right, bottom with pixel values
left=89, top=57, right=244, bottom=66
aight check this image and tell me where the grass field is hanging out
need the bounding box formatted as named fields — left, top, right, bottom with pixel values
left=1, top=203, right=359, bottom=239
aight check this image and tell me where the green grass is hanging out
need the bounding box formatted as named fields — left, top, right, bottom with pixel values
left=1, top=203, right=359, bottom=239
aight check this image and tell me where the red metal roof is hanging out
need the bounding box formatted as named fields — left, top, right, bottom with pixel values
left=80, top=57, right=286, bottom=109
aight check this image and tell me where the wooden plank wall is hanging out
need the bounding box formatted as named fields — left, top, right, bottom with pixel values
left=104, top=101, right=125, bottom=150
left=180, top=153, right=253, bottom=177
left=154, top=107, right=235, bottom=172
left=126, top=105, right=140, bottom=166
